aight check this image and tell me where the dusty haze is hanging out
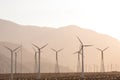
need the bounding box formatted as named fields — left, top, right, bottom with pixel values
left=0, top=19, right=120, bottom=72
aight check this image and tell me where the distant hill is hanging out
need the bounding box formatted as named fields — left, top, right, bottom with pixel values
left=0, top=19, right=120, bottom=72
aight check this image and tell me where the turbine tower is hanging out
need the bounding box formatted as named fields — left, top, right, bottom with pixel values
left=96, top=47, right=109, bottom=72
left=32, top=43, right=48, bottom=79
left=4, top=45, right=21, bottom=80
left=76, top=36, right=92, bottom=79
left=51, top=48, right=63, bottom=73
left=74, top=46, right=82, bottom=72
left=20, top=42, right=23, bottom=73
left=14, top=46, right=22, bottom=74
left=32, top=47, right=38, bottom=73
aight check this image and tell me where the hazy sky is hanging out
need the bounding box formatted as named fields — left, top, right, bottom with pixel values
left=1, top=0, right=120, bottom=40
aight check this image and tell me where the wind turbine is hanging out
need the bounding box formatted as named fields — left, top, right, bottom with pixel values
left=32, top=47, right=38, bottom=73
left=51, top=48, right=63, bottom=73
left=32, top=43, right=48, bottom=79
left=14, top=46, right=22, bottom=74
left=76, top=36, right=92, bottom=79
left=4, top=45, right=21, bottom=80
left=96, top=47, right=109, bottom=72
left=74, top=46, right=82, bottom=72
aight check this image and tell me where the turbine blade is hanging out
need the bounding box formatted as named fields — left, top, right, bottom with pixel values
left=15, top=47, right=22, bottom=53
left=103, top=47, right=109, bottom=51
left=57, top=48, right=63, bottom=52
left=51, top=48, right=57, bottom=52
left=32, top=43, right=40, bottom=49
left=96, top=48, right=102, bottom=51
left=40, top=44, right=48, bottom=49
left=73, top=51, right=79, bottom=54
left=15, top=50, right=20, bottom=53
left=32, top=47, right=36, bottom=52
left=76, top=36, right=83, bottom=44
left=4, top=46, right=12, bottom=51
left=74, top=51, right=81, bottom=54
left=84, top=45, right=93, bottom=47
left=13, top=46, right=22, bottom=52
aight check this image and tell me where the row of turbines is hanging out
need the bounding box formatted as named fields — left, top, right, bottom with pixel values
left=3, top=36, right=109, bottom=80
left=84, top=64, right=120, bottom=72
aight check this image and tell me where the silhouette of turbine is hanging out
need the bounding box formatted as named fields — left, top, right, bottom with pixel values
left=74, top=46, right=82, bottom=72
left=14, top=46, right=22, bottom=74
left=51, top=48, right=63, bottom=73
left=32, top=43, right=48, bottom=79
left=96, top=47, right=109, bottom=72
left=32, top=47, right=38, bottom=73
left=76, top=36, right=92, bottom=79
left=4, top=45, right=21, bottom=80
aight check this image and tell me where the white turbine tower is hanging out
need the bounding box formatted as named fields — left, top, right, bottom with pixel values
left=14, top=46, right=21, bottom=74
left=76, top=36, right=92, bottom=79
left=32, top=47, right=38, bottom=73
left=51, top=48, right=63, bottom=73
left=4, top=45, right=21, bottom=80
left=74, top=46, right=82, bottom=72
left=96, top=47, right=109, bottom=72
left=32, top=43, right=48, bottom=79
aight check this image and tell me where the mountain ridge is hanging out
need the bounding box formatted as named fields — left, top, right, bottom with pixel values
left=0, top=19, right=120, bottom=72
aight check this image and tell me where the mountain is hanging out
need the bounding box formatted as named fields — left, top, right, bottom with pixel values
left=0, top=19, right=120, bottom=72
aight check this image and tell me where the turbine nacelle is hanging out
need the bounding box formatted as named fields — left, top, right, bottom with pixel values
left=96, top=47, right=109, bottom=52
left=51, top=48, right=64, bottom=53
left=32, top=43, right=48, bottom=50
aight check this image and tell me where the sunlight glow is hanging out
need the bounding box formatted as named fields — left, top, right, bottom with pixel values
left=0, top=0, right=120, bottom=39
